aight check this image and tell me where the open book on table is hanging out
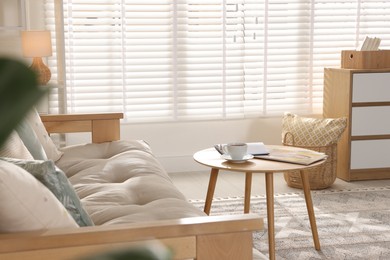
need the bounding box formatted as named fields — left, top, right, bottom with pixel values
left=254, top=147, right=327, bottom=165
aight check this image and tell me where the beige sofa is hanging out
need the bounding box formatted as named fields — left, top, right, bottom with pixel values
left=0, top=112, right=263, bottom=260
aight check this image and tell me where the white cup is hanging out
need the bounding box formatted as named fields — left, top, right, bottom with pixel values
left=222, top=143, right=248, bottom=160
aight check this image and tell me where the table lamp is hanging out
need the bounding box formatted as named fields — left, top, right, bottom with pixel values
left=21, top=31, right=52, bottom=85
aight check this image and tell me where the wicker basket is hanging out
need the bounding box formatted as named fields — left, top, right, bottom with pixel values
left=282, top=132, right=337, bottom=190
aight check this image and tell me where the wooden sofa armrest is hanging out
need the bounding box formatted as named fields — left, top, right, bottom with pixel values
left=0, top=214, right=263, bottom=260
left=40, top=113, right=124, bottom=143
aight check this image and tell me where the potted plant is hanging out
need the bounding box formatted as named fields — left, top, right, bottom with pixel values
left=0, top=57, right=46, bottom=147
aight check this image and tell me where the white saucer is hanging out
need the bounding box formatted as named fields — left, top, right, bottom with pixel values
left=221, top=154, right=254, bottom=163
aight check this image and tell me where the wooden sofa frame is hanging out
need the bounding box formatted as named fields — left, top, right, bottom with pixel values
left=0, top=113, right=263, bottom=260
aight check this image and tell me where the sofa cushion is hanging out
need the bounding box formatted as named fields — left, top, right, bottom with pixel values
left=56, top=140, right=206, bottom=225
left=0, top=161, right=78, bottom=232
left=0, top=131, right=33, bottom=160
left=0, top=158, right=94, bottom=227
left=15, top=119, right=48, bottom=160
left=25, top=109, right=64, bottom=161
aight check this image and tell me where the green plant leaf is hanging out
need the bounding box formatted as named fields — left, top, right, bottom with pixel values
left=80, top=244, right=173, bottom=260
left=0, top=58, right=47, bottom=147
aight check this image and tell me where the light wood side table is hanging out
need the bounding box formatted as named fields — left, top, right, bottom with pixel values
left=193, top=145, right=326, bottom=260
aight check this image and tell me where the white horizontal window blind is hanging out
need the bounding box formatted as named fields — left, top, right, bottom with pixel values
left=45, top=0, right=390, bottom=122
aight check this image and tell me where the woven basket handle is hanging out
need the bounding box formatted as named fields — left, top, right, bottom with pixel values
left=283, top=132, right=296, bottom=146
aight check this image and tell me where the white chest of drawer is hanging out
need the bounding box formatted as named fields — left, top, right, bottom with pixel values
left=324, top=68, right=390, bottom=181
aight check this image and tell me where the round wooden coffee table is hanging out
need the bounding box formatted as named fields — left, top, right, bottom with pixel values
left=193, top=145, right=326, bottom=260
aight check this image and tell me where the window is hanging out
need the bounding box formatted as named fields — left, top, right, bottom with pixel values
left=45, top=0, right=390, bottom=123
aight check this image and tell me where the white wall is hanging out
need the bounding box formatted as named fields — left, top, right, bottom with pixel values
left=0, top=0, right=45, bottom=58
left=0, top=1, right=23, bottom=59
left=0, top=0, right=50, bottom=111
left=120, top=117, right=284, bottom=172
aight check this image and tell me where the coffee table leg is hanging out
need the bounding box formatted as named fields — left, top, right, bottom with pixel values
left=244, top=172, right=253, bottom=213
left=300, top=170, right=321, bottom=250
left=204, top=168, right=219, bottom=215
left=265, top=172, right=275, bottom=260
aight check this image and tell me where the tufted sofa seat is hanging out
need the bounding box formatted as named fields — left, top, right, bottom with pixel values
left=56, top=139, right=205, bottom=225
left=0, top=112, right=263, bottom=260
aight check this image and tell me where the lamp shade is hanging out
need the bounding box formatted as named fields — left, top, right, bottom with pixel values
left=21, top=31, right=52, bottom=58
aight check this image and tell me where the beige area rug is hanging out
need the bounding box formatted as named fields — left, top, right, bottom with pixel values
left=190, top=186, right=390, bottom=260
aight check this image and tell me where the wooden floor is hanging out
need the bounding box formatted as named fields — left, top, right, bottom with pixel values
left=169, top=170, right=390, bottom=200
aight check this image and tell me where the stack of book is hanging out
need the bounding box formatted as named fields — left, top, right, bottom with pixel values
left=357, top=36, right=381, bottom=51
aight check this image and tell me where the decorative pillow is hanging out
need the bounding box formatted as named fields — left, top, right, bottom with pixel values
left=282, top=112, right=347, bottom=147
left=25, top=109, right=64, bottom=161
left=0, top=158, right=94, bottom=227
left=15, top=119, right=48, bottom=160
left=0, top=131, right=34, bottom=160
left=0, top=161, right=78, bottom=232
